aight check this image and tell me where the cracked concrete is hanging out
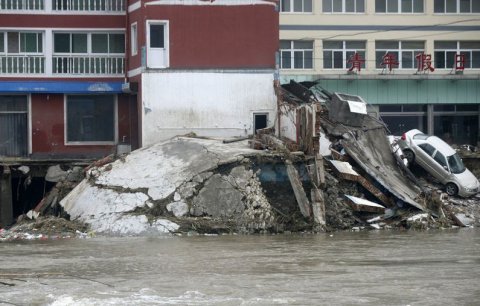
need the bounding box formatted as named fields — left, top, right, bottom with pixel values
left=60, top=137, right=268, bottom=235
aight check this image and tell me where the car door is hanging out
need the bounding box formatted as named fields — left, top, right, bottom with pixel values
left=416, top=143, right=437, bottom=174
left=431, top=151, right=449, bottom=184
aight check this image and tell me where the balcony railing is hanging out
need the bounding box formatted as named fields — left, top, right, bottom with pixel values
left=0, top=55, right=45, bottom=74
left=0, top=0, right=44, bottom=10
left=52, top=0, right=125, bottom=12
left=52, top=55, right=125, bottom=75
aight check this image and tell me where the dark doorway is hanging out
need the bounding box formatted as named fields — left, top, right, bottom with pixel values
left=0, top=95, right=28, bottom=157
left=254, top=113, right=268, bottom=134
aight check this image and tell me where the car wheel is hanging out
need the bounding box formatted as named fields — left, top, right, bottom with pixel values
left=403, top=149, right=415, bottom=164
left=445, top=183, right=458, bottom=196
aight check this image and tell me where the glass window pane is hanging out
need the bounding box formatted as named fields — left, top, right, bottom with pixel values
left=434, top=152, right=447, bottom=168
left=380, top=115, right=427, bottom=136
left=281, top=0, right=290, bottom=12
left=446, top=0, right=456, bottom=12
left=346, top=0, right=355, bottom=12
left=402, top=0, right=412, bottom=12
left=281, top=50, right=291, bottom=68
left=434, top=115, right=478, bottom=145
left=379, top=105, right=402, bottom=112
left=293, top=51, right=304, bottom=68
left=472, top=51, right=480, bottom=68
left=333, top=0, right=342, bottom=12
left=460, top=0, right=470, bottom=12
left=446, top=51, right=456, bottom=68
left=294, top=41, right=313, bottom=49
left=376, top=0, right=386, bottom=12
left=304, top=50, right=313, bottom=68
left=434, top=104, right=455, bottom=111
left=109, top=34, right=125, bottom=53
left=54, top=33, right=70, bottom=53
left=92, top=34, right=108, bottom=53
left=474, top=0, right=480, bottom=12
left=402, top=51, right=414, bottom=68
left=376, top=51, right=386, bottom=68
left=323, top=0, right=332, bottom=12
left=434, top=0, right=444, bottom=13
left=419, top=143, right=435, bottom=156
left=346, top=41, right=366, bottom=49
left=150, top=24, right=165, bottom=48
left=460, top=41, right=480, bottom=49
left=293, top=0, right=303, bottom=12
left=387, top=0, right=398, bottom=12
left=7, top=32, right=19, bottom=53
left=333, top=51, right=343, bottom=68
left=304, top=0, right=312, bottom=12
left=72, top=34, right=87, bottom=53
left=356, top=0, right=365, bottom=12
left=456, top=104, right=478, bottom=111
left=280, top=40, right=291, bottom=49
left=434, top=41, right=457, bottom=49
left=21, top=33, right=38, bottom=53
left=323, top=41, right=342, bottom=49
left=413, top=0, right=423, bottom=12
left=402, top=41, right=424, bottom=49
left=376, top=41, right=399, bottom=49
left=67, top=95, right=114, bottom=142
left=324, top=51, right=333, bottom=68
left=0, top=33, right=4, bottom=53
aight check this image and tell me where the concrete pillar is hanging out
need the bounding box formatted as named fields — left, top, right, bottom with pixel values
left=0, top=166, right=13, bottom=228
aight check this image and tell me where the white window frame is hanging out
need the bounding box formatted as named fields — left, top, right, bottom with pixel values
left=375, top=0, right=424, bottom=13
left=131, top=22, right=138, bottom=56
left=375, top=41, right=425, bottom=69
left=64, top=94, right=118, bottom=145
left=434, top=41, right=480, bottom=69
left=323, top=40, right=366, bottom=69
left=3, top=31, right=44, bottom=55
left=280, top=0, right=313, bottom=13
left=322, top=0, right=365, bottom=13
left=280, top=40, right=314, bottom=70
left=434, top=0, right=480, bottom=14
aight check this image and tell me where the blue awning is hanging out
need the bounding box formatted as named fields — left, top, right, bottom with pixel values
left=0, top=81, right=124, bottom=94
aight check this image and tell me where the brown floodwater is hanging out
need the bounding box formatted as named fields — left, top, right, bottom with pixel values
left=1, top=229, right=479, bottom=305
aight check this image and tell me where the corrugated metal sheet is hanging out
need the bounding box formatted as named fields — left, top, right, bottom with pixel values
left=0, top=113, right=28, bottom=157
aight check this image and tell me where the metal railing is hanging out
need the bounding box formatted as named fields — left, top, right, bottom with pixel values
left=0, top=0, right=44, bottom=10
left=52, top=55, right=125, bottom=75
left=0, top=55, right=45, bottom=74
left=52, top=0, right=125, bottom=12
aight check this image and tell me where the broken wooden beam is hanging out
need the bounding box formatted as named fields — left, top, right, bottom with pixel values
left=285, top=160, right=311, bottom=218
left=315, top=154, right=326, bottom=188
left=311, top=188, right=326, bottom=226
left=344, top=195, right=385, bottom=214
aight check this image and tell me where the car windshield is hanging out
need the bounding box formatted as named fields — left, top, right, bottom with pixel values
left=447, top=153, right=466, bottom=174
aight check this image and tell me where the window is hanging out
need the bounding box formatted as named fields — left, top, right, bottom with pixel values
left=434, top=0, right=480, bottom=13
left=5, top=32, right=43, bottom=54
left=280, top=40, right=313, bottom=69
left=323, top=0, right=365, bottom=13
left=376, top=0, right=424, bottom=13
left=419, top=143, right=435, bottom=156
left=54, top=33, right=124, bottom=54
left=433, top=151, right=448, bottom=169
left=131, top=23, right=138, bottom=56
left=0, top=33, right=4, bottom=53
left=280, top=0, right=313, bottom=13
left=54, top=33, right=87, bottom=53
left=375, top=41, right=424, bottom=69
left=379, top=104, right=427, bottom=136
left=66, top=95, right=115, bottom=143
left=434, top=41, right=480, bottom=69
left=323, top=40, right=366, bottom=69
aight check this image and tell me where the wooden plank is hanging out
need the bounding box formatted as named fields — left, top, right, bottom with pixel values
left=356, top=176, right=394, bottom=207
left=311, top=188, right=326, bottom=226
left=315, top=154, right=326, bottom=188
left=285, top=160, right=311, bottom=218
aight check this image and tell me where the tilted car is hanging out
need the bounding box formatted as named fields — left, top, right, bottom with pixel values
left=399, top=129, right=479, bottom=197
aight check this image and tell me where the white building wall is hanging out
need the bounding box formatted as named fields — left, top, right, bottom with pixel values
left=141, top=71, right=277, bottom=146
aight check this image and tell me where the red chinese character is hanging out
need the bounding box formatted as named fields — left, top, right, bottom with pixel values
left=416, top=53, right=435, bottom=72
left=381, top=53, right=399, bottom=72
left=347, top=53, right=365, bottom=72
left=455, top=53, right=465, bottom=71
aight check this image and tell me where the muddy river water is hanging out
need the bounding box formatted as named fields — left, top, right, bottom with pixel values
left=1, top=229, right=479, bottom=305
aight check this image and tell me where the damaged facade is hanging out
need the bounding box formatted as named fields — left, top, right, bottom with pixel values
left=0, top=0, right=279, bottom=227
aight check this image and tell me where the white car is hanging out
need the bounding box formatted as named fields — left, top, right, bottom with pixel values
left=399, top=129, right=479, bottom=197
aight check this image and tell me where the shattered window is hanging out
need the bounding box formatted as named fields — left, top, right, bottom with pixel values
left=419, top=143, right=435, bottom=156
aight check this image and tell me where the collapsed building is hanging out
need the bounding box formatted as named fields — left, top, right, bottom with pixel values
left=2, top=81, right=479, bottom=238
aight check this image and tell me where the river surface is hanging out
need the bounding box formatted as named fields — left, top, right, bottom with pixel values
left=1, top=229, right=479, bottom=306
